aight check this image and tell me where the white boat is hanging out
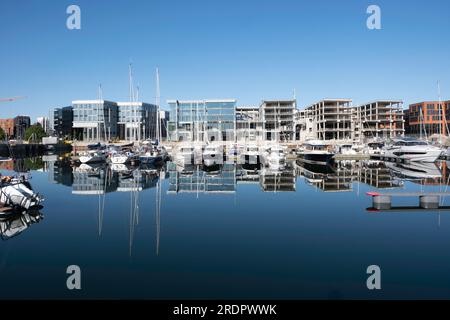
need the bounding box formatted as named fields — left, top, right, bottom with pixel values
left=261, top=145, right=286, bottom=170
left=79, top=150, right=106, bottom=164
left=364, top=142, right=385, bottom=155
left=336, top=144, right=357, bottom=155
left=382, top=138, right=443, bottom=163
left=110, top=151, right=138, bottom=164
left=203, top=144, right=223, bottom=167
left=174, top=145, right=195, bottom=166
left=139, top=151, right=162, bottom=165
left=0, top=177, right=43, bottom=210
left=300, top=140, right=335, bottom=165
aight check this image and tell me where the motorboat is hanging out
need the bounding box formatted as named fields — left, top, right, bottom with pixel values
left=203, top=144, right=223, bottom=167
left=382, top=138, right=443, bottom=163
left=261, top=145, right=286, bottom=170
left=300, top=140, right=335, bottom=165
left=0, top=176, right=43, bottom=210
left=364, top=142, right=385, bottom=155
left=336, top=144, right=357, bottom=155
left=79, top=150, right=106, bottom=164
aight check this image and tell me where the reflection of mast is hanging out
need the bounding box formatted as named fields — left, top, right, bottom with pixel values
left=98, top=165, right=109, bottom=236
left=129, top=170, right=140, bottom=256
left=155, top=175, right=162, bottom=255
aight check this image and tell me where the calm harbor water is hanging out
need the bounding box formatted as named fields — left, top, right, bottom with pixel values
left=2, top=155, right=450, bottom=299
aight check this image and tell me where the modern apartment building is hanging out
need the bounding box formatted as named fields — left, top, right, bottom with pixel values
left=53, top=106, right=74, bottom=138
left=36, top=117, right=50, bottom=134
left=354, top=100, right=405, bottom=140
left=168, top=99, right=236, bottom=142
left=0, top=118, right=15, bottom=139
left=72, top=100, right=118, bottom=141
left=407, top=101, right=450, bottom=136
left=14, top=116, right=31, bottom=141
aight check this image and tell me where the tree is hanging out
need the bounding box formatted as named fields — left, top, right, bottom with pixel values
left=0, top=127, right=5, bottom=141
left=25, top=125, right=47, bottom=142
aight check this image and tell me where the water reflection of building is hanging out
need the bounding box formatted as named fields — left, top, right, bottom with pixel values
left=47, top=157, right=74, bottom=187
left=167, top=163, right=236, bottom=194
left=72, top=165, right=117, bottom=195
left=299, top=163, right=354, bottom=192
left=296, top=160, right=405, bottom=192
left=259, top=167, right=296, bottom=192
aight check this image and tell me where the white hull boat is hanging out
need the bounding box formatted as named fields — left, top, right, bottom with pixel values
left=383, top=139, right=443, bottom=163
left=79, top=151, right=106, bottom=164
left=0, top=178, right=43, bottom=210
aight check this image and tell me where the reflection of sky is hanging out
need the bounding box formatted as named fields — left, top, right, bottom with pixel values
left=1, top=162, right=450, bottom=299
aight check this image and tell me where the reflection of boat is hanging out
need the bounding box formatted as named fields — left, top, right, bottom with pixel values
left=0, top=208, right=43, bottom=240
left=385, top=162, right=442, bottom=180
left=382, top=138, right=443, bottom=163
left=110, top=163, right=134, bottom=172
left=241, top=144, right=260, bottom=165
left=79, top=150, right=106, bottom=164
left=297, top=161, right=336, bottom=175
left=203, top=144, right=223, bottom=167
left=301, top=140, right=335, bottom=165
left=261, top=145, right=286, bottom=170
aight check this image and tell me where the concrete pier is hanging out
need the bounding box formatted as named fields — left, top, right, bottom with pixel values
left=367, top=192, right=450, bottom=211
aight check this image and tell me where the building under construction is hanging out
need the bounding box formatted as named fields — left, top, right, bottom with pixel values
left=260, top=100, right=296, bottom=142
left=302, top=99, right=354, bottom=142
left=355, top=100, right=405, bottom=141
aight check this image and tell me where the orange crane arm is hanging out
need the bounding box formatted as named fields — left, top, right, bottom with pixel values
left=0, top=96, right=26, bottom=103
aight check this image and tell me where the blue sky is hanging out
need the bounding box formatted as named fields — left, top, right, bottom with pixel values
left=1, top=0, right=449, bottom=121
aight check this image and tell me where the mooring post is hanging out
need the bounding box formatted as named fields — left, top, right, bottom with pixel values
left=419, top=195, right=439, bottom=209
left=367, top=192, right=392, bottom=210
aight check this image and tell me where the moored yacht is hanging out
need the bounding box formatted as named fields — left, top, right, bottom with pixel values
left=382, top=138, right=443, bottom=163
left=79, top=150, right=106, bottom=164
left=110, top=151, right=139, bottom=165
left=300, top=140, right=335, bottom=165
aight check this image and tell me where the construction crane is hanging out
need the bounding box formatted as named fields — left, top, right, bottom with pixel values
left=0, top=96, right=26, bottom=103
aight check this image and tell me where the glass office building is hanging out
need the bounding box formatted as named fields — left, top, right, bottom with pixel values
left=168, top=99, right=236, bottom=142
left=72, top=100, right=119, bottom=141
left=117, top=102, right=158, bottom=141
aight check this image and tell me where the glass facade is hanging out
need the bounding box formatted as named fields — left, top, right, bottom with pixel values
left=168, top=100, right=236, bottom=142
left=117, top=102, right=158, bottom=141
left=72, top=100, right=118, bottom=141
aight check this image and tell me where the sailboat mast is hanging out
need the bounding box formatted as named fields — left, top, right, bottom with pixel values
left=438, top=81, right=445, bottom=138
left=156, top=67, right=161, bottom=142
